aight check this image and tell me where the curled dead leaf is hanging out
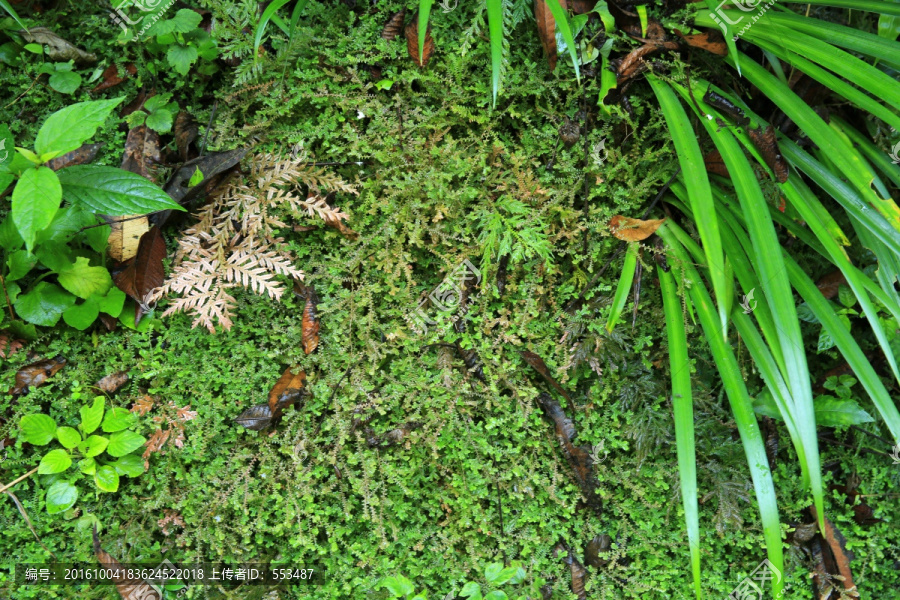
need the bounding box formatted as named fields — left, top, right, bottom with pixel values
left=382, top=9, right=406, bottom=41
left=748, top=125, right=790, bottom=183
left=19, top=27, right=97, bottom=64
left=11, top=356, right=66, bottom=396
left=268, top=365, right=308, bottom=416
left=235, top=403, right=274, bottom=431
left=0, top=332, right=25, bottom=359
left=608, top=215, right=666, bottom=241
left=93, top=371, right=130, bottom=395
left=293, top=284, right=320, bottom=355
left=47, top=144, right=103, bottom=171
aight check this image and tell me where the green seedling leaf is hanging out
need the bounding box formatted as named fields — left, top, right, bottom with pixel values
left=460, top=582, right=482, bottom=598
left=382, top=575, right=415, bottom=597
left=79, top=435, right=109, bottom=458
left=12, top=166, right=61, bottom=252
left=94, top=465, right=120, bottom=492
left=80, top=397, right=104, bottom=435
left=102, top=407, right=137, bottom=433
left=14, top=282, right=76, bottom=327
left=58, top=165, right=183, bottom=215
left=49, top=70, right=82, bottom=94
left=56, top=426, right=82, bottom=449
left=57, top=257, right=113, bottom=299
left=38, top=449, right=72, bottom=474
left=814, top=397, right=875, bottom=427
left=46, top=480, right=78, bottom=514
left=111, top=455, right=145, bottom=477
left=78, top=457, right=97, bottom=475
left=98, top=287, right=126, bottom=317
left=107, top=430, right=146, bottom=457
left=35, top=98, right=124, bottom=156
left=20, top=414, right=58, bottom=445
left=484, top=593, right=508, bottom=600
left=167, top=44, right=198, bottom=75
left=188, top=166, right=204, bottom=187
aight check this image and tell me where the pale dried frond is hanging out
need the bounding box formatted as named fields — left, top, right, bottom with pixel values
left=155, top=151, right=357, bottom=332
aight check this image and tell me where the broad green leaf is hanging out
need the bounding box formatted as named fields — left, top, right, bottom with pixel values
left=80, top=397, right=104, bottom=435
left=107, top=430, right=147, bottom=457
left=837, top=285, right=856, bottom=308
left=815, top=397, right=875, bottom=427
left=78, top=457, right=97, bottom=475
left=56, top=426, right=82, bottom=449
left=20, top=414, right=57, bottom=445
left=169, top=8, right=202, bottom=32
left=12, top=166, right=61, bottom=251
left=63, top=298, right=100, bottom=330
left=460, top=582, right=482, bottom=598
left=48, top=70, right=81, bottom=94
left=606, top=243, right=638, bottom=332
left=167, top=44, right=198, bottom=75
left=79, top=435, right=109, bottom=458
left=0, top=214, right=23, bottom=250
left=45, top=480, right=78, bottom=514
left=94, top=465, right=120, bottom=492
left=484, top=593, right=507, bottom=600
left=146, top=108, right=173, bottom=133
left=58, top=165, right=183, bottom=215
left=98, top=287, right=126, bottom=317
left=35, top=240, right=75, bottom=273
left=6, top=249, right=37, bottom=281
left=14, top=282, right=76, bottom=327
left=490, top=566, right=521, bottom=586
left=111, top=454, right=145, bottom=477
left=57, top=257, right=113, bottom=299
left=382, top=575, right=415, bottom=597
left=35, top=98, right=124, bottom=156
left=484, top=563, right=503, bottom=584
left=38, top=449, right=72, bottom=474
left=102, top=407, right=138, bottom=433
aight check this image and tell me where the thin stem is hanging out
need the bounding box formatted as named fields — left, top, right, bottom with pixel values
left=0, top=271, right=15, bottom=321
left=0, top=466, right=39, bottom=495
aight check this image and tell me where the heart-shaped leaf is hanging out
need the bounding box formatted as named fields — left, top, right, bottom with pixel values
left=38, top=449, right=72, bottom=474
left=20, top=414, right=57, bottom=445
left=46, top=480, right=78, bottom=514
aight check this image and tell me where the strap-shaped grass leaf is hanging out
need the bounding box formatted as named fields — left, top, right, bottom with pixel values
left=487, top=0, right=503, bottom=107
left=702, top=0, right=740, bottom=74
left=418, top=0, right=434, bottom=65
left=776, top=0, right=900, bottom=16
left=649, top=75, right=727, bottom=335
left=606, top=243, right=638, bottom=333
left=543, top=0, right=580, bottom=83
left=254, top=0, right=301, bottom=57
left=833, top=116, right=900, bottom=189
left=0, top=0, right=26, bottom=28
left=658, top=224, right=784, bottom=595
left=658, top=262, right=701, bottom=600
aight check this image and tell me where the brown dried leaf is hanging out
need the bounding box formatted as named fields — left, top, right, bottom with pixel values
left=554, top=542, right=588, bottom=600
left=111, top=226, right=167, bottom=325
left=816, top=270, right=847, bottom=300
left=569, top=0, right=596, bottom=14
left=98, top=313, right=119, bottom=332
left=158, top=509, right=185, bottom=536
left=761, top=415, right=778, bottom=470
left=704, top=149, right=730, bottom=179
left=46, top=143, right=103, bottom=171
left=748, top=125, right=790, bottom=183
left=535, top=0, right=564, bottom=71
left=11, top=356, right=66, bottom=396
left=93, top=526, right=162, bottom=600
left=107, top=215, right=150, bottom=263
left=559, top=118, right=580, bottom=148
left=121, top=125, right=161, bottom=182
left=323, top=213, right=359, bottom=239
left=702, top=89, right=750, bottom=125
left=131, top=395, right=155, bottom=416
left=0, top=332, right=24, bottom=359
left=174, top=111, right=199, bottom=162
left=613, top=44, right=658, bottom=84
left=93, top=371, right=129, bottom=395
left=584, top=534, right=612, bottom=569
left=405, top=16, right=435, bottom=68
left=810, top=505, right=859, bottom=597
left=19, top=27, right=97, bottom=64
left=91, top=63, right=137, bottom=93
left=293, top=283, right=320, bottom=355
left=120, top=89, right=150, bottom=118
left=382, top=9, right=406, bottom=41
left=674, top=28, right=727, bottom=55
left=234, top=403, right=274, bottom=431
left=267, top=365, right=307, bottom=416
left=609, top=215, right=666, bottom=242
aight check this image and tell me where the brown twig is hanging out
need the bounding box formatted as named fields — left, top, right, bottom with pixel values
left=0, top=466, right=39, bottom=495
left=0, top=272, right=15, bottom=321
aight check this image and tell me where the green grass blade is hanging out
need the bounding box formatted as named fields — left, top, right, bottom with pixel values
left=774, top=0, right=900, bottom=15
left=606, top=243, right=638, bottom=333
left=659, top=224, right=784, bottom=595
left=486, top=0, right=503, bottom=107
left=543, top=0, right=580, bottom=82
left=254, top=0, right=293, bottom=58
left=702, top=0, right=741, bottom=74
left=649, top=75, right=727, bottom=335
left=658, top=264, right=701, bottom=600
left=0, top=0, right=26, bottom=29
left=289, top=0, right=309, bottom=44
left=759, top=11, right=900, bottom=70
left=419, top=0, right=435, bottom=65
left=832, top=117, right=900, bottom=189
left=783, top=253, right=900, bottom=442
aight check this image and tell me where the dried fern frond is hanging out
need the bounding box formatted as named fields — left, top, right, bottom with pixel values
left=151, top=152, right=357, bottom=332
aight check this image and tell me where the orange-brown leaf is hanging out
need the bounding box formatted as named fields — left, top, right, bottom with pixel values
left=521, top=351, right=573, bottom=405
left=47, top=143, right=103, bottom=171
left=0, top=332, right=24, bottom=359
left=748, top=125, right=790, bottom=183
left=268, top=365, right=307, bottom=416
left=674, top=28, right=727, bottom=55
left=112, top=226, right=167, bottom=325
left=535, top=0, right=564, bottom=71
left=91, top=63, right=136, bottom=93
left=816, top=270, right=847, bottom=300
left=382, top=9, right=406, bottom=41
left=121, top=125, right=161, bottom=182
left=704, top=149, right=730, bottom=179
left=302, top=297, right=319, bottom=355
left=93, top=371, right=129, bottom=395
left=405, top=17, right=435, bottom=68
left=608, top=215, right=666, bottom=241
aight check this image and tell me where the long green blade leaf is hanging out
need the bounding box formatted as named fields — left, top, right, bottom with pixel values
left=0, top=0, right=26, bottom=29
left=486, top=0, right=504, bottom=107
left=419, top=0, right=434, bottom=64
left=254, top=0, right=293, bottom=58
left=543, top=0, right=580, bottom=82
left=606, top=243, right=638, bottom=333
